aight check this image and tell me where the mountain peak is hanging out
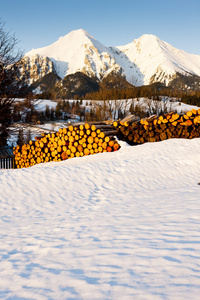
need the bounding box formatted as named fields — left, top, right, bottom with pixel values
left=25, top=28, right=118, bottom=80
left=137, top=33, right=158, bottom=40
left=60, top=29, right=94, bottom=40
left=70, top=28, right=89, bottom=35
left=133, top=34, right=161, bottom=47
left=26, top=29, right=94, bottom=58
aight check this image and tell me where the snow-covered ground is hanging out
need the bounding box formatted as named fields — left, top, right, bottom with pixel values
left=13, top=98, right=58, bottom=112
left=127, top=97, right=199, bottom=115
left=34, top=99, right=58, bottom=111
left=1, top=138, right=200, bottom=299
left=14, top=97, right=199, bottom=115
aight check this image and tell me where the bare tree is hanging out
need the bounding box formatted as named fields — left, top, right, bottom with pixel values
left=0, top=20, right=28, bottom=147
left=144, top=97, right=176, bottom=117
left=88, top=99, right=133, bottom=122
left=89, top=100, right=112, bottom=121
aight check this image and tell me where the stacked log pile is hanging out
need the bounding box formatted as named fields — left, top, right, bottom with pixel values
left=13, top=123, right=120, bottom=168
left=13, top=109, right=200, bottom=169
left=113, top=109, right=200, bottom=145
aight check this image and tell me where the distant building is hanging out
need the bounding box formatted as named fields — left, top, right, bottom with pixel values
left=0, top=146, right=15, bottom=169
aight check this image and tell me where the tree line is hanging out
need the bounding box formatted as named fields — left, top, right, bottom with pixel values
left=84, top=85, right=200, bottom=107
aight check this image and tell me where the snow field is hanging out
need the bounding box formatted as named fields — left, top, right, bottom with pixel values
left=0, top=139, right=200, bottom=299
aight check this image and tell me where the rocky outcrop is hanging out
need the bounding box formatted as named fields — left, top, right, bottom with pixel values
left=16, top=54, right=57, bottom=85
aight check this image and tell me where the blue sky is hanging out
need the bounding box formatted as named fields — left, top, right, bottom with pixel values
left=1, top=0, right=200, bottom=55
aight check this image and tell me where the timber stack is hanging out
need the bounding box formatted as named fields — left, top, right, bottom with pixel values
left=13, top=109, right=200, bottom=169
left=113, top=109, right=200, bottom=145
left=13, top=122, right=120, bottom=168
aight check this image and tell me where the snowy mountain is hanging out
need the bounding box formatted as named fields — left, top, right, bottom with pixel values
left=112, top=34, right=200, bottom=86
left=20, top=29, right=200, bottom=89
left=26, top=29, right=122, bottom=80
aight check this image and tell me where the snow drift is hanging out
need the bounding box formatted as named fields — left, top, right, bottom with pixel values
left=1, top=138, right=200, bottom=299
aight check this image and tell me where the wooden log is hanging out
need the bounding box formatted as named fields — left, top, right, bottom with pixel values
left=120, top=114, right=140, bottom=125
left=88, top=121, right=108, bottom=125
left=162, top=118, right=169, bottom=124
left=194, top=116, right=200, bottom=124
left=92, top=124, right=114, bottom=130
left=84, top=148, right=90, bottom=155
left=78, top=145, right=83, bottom=152
left=85, top=123, right=90, bottom=130
left=113, top=143, right=120, bottom=150
left=186, top=111, right=193, bottom=118
left=79, top=124, right=84, bottom=130
left=113, top=121, right=120, bottom=128
left=102, top=142, right=107, bottom=149
left=87, top=136, right=94, bottom=144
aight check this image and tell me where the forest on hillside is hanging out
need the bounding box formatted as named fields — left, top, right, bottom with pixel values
left=37, top=80, right=200, bottom=107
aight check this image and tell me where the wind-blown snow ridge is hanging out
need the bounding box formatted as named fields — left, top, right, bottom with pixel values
left=1, top=138, right=200, bottom=299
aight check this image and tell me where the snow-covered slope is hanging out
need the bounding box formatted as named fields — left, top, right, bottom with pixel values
left=1, top=138, right=200, bottom=299
left=26, top=29, right=121, bottom=80
left=24, top=30, right=200, bottom=87
left=113, top=34, right=200, bottom=85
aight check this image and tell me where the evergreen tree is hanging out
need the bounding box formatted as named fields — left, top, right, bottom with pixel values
left=17, top=129, right=25, bottom=147
left=55, top=102, right=62, bottom=119
left=50, top=107, right=55, bottom=121
left=13, top=104, right=21, bottom=122
left=45, top=105, right=50, bottom=120
left=25, top=129, right=31, bottom=144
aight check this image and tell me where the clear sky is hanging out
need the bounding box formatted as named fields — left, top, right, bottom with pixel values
left=1, top=0, right=200, bottom=55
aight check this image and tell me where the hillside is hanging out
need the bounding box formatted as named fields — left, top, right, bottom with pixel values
left=1, top=138, right=200, bottom=299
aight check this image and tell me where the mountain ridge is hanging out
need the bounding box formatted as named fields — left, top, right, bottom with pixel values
left=18, top=29, right=200, bottom=92
left=114, top=34, right=200, bottom=85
